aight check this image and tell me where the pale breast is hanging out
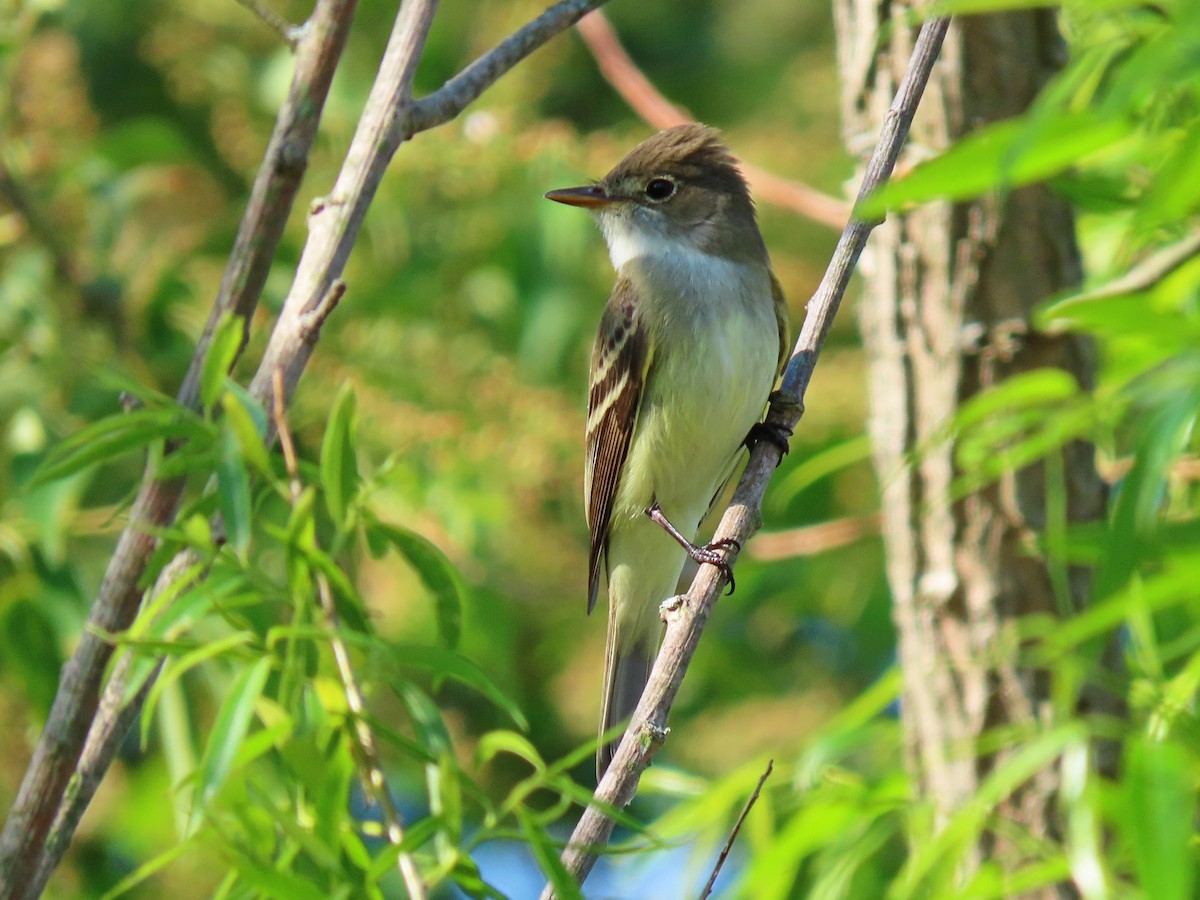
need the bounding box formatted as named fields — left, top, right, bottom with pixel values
left=612, top=252, right=777, bottom=530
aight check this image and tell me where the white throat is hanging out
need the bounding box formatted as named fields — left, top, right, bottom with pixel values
left=602, top=221, right=688, bottom=272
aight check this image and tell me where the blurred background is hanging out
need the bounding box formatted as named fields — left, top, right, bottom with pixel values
left=0, top=0, right=895, bottom=895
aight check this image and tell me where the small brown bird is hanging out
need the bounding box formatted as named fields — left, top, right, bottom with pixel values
left=546, top=125, right=789, bottom=778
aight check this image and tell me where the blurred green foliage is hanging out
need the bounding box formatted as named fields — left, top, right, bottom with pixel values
left=2, top=0, right=1199, bottom=896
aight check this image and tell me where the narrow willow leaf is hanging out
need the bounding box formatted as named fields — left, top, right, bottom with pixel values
left=1125, top=738, right=1196, bottom=900
left=861, top=112, right=1129, bottom=215
left=217, top=427, right=252, bottom=555
left=371, top=522, right=465, bottom=649
left=221, top=391, right=271, bottom=476
left=201, top=313, right=243, bottom=415
left=392, top=644, right=528, bottom=730
left=34, top=410, right=210, bottom=486
left=518, top=807, right=583, bottom=900
left=320, top=384, right=360, bottom=529
left=194, top=656, right=272, bottom=816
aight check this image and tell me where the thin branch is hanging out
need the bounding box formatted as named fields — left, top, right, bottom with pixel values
left=271, top=369, right=426, bottom=900
left=405, top=0, right=610, bottom=134
left=699, top=759, right=773, bottom=900
left=234, top=0, right=305, bottom=49
left=0, top=2, right=358, bottom=894
left=574, top=10, right=850, bottom=230
left=540, top=15, right=953, bottom=897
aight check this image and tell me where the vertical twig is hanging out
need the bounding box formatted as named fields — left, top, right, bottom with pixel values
left=271, top=369, right=426, bottom=900
left=540, top=15, right=953, bottom=897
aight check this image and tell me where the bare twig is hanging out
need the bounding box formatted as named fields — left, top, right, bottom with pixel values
left=405, top=0, right=613, bottom=135
left=574, top=10, right=850, bottom=229
left=271, top=369, right=426, bottom=900
left=0, top=0, right=613, bottom=895
left=699, top=759, right=774, bottom=900
left=540, top=15, right=953, bottom=897
left=234, top=0, right=305, bottom=49
left=0, top=2, right=358, bottom=895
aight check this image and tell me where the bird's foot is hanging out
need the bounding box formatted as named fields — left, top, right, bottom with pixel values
left=744, top=419, right=793, bottom=460
left=645, top=503, right=740, bottom=595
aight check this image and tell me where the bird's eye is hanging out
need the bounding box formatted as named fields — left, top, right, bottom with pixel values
left=644, top=178, right=675, bottom=201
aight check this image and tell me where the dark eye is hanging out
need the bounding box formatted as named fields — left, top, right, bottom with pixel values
left=644, top=178, right=675, bottom=201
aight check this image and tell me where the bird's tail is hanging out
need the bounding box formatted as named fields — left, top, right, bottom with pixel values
left=597, top=620, right=656, bottom=781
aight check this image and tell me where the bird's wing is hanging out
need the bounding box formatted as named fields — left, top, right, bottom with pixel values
left=771, top=270, right=791, bottom=381
left=585, top=276, right=652, bottom=614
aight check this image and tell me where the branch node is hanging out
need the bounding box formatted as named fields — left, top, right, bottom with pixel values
left=300, top=279, right=346, bottom=343
left=658, top=594, right=684, bottom=623
left=637, top=722, right=669, bottom=754
left=308, top=194, right=344, bottom=222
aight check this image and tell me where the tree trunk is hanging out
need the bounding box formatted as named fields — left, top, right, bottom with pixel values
left=832, top=5, right=1109, bottom=888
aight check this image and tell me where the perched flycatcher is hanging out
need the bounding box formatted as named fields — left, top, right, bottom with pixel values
left=546, top=124, right=789, bottom=778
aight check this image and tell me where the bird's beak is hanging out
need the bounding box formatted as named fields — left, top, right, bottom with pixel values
left=544, top=184, right=612, bottom=209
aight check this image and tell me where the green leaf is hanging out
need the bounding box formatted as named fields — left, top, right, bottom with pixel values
left=320, top=384, right=360, bottom=528
left=430, top=749, right=463, bottom=847
left=221, top=390, right=272, bottom=477
left=476, top=730, right=546, bottom=771
left=371, top=522, right=465, bottom=649
left=217, top=427, right=252, bottom=555
left=33, top=409, right=211, bottom=486
left=396, top=682, right=453, bottom=758
left=1125, top=738, right=1195, bottom=900
left=517, top=807, right=583, bottom=900
left=224, top=846, right=329, bottom=900
left=194, top=656, right=272, bottom=816
left=99, top=831, right=204, bottom=899
left=201, top=313, right=244, bottom=415
left=861, top=112, right=1130, bottom=215
left=392, top=644, right=528, bottom=730
left=141, top=632, right=256, bottom=746
left=891, top=725, right=1084, bottom=899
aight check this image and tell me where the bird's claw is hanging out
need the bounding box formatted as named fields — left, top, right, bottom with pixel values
left=744, top=420, right=793, bottom=461
left=689, top=539, right=739, bottom=595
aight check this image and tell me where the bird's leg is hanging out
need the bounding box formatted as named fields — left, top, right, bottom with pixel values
left=645, top=502, right=740, bottom=594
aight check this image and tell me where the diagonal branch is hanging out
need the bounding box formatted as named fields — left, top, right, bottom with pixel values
left=0, top=1, right=613, bottom=895
left=0, top=4, right=358, bottom=894
left=574, top=10, right=850, bottom=229
left=539, top=14, right=953, bottom=896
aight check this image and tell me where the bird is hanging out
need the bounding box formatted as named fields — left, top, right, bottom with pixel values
left=545, top=124, right=790, bottom=779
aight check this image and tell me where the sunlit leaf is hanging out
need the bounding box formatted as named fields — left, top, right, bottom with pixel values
left=320, top=384, right=360, bottom=529
left=1124, top=738, right=1196, bottom=900
left=392, top=644, right=528, bottom=730
left=194, top=656, right=272, bottom=816
left=861, top=112, right=1130, bottom=215
left=370, top=521, right=465, bottom=649
left=217, top=427, right=252, bottom=555
left=201, top=314, right=244, bottom=415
